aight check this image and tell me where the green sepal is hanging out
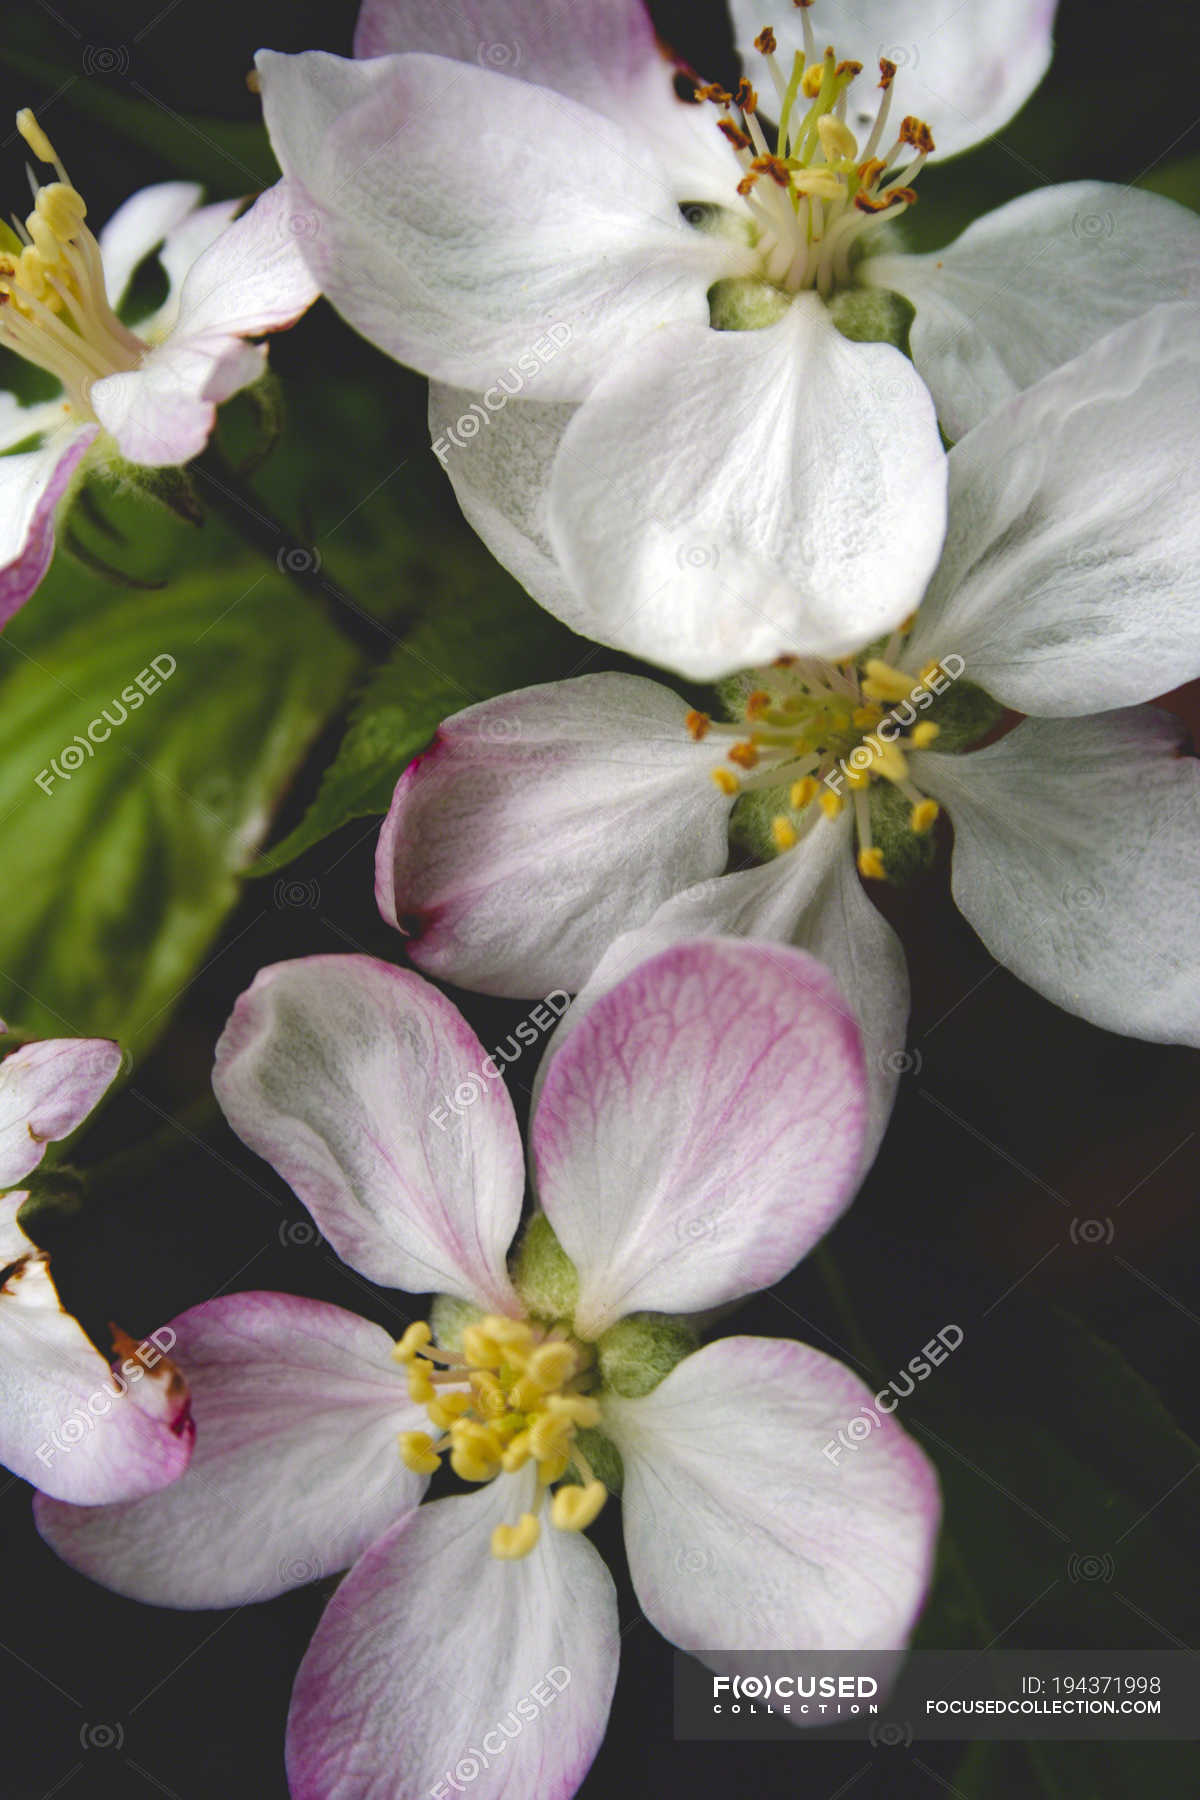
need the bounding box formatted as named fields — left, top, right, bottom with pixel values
left=708, top=276, right=792, bottom=332
left=429, top=1294, right=485, bottom=1353
left=510, top=1213, right=580, bottom=1324
left=924, top=676, right=1005, bottom=753
left=867, top=778, right=939, bottom=887
left=596, top=1312, right=699, bottom=1398
left=828, top=283, right=915, bottom=352
left=568, top=1427, right=625, bottom=1496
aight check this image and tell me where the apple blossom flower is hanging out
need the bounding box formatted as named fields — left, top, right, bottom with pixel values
left=36, top=946, right=938, bottom=1800
left=0, top=1031, right=194, bottom=1501
left=379, top=307, right=1200, bottom=1146
left=257, top=0, right=1195, bottom=680
left=0, top=109, right=318, bottom=627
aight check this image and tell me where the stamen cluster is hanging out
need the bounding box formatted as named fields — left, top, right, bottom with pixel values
left=700, top=7, right=934, bottom=294
left=394, top=1315, right=607, bottom=1561
left=0, top=109, right=143, bottom=414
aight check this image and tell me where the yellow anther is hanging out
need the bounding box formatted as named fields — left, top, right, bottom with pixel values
left=449, top=1422, right=503, bottom=1481
left=407, top=1364, right=436, bottom=1405
left=529, top=1412, right=573, bottom=1463
left=393, top=1320, right=432, bottom=1363
left=712, top=768, right=740, bottom=796
left=35, top=182, right=86, bottom=235
left=545, top=1394, right=601, bottom=1428
left=500, top=1429, right=533, bottom=1473
left=685, top=709, right=710, bottom=741
left=508, top=1374, right=547, bottom=1412
left=844, top=764, right=871, bottom=791
left=468, top=1369, right=506, bottom=1417
left=871, top=740, right=909, bottom=784
left=427, top=1391, right=473, bottom=1430
left=491, top=1512, right=541, bottom=1560
left=861, top=659, right=915, bottom=703
left=791, top=170, right=845, bottom=201
left=486, top=1316, right=534, bottom=1350
left=461, top=1323, right=504, bottom=1370
left=852, top=704, right=883, bottom=728
left=910, top=799, right=940, bottom=834
left=918, top=660, right=945, bottom=686
left=744, top=689, right=771, bottom=720
left=802, top=64, right=824, bottom=97
left=551, top=1481, right=607, bottom=1534
left=857, top=847, right=887, bottom=881
left=524, top=1342, right=578, bottom=1390
left=727, top=740, right=760, bottom=770
left=16, top=109, right=58, bottom=167
left=790, top=777, right=819, bottom=809
left=909, top=721, right=940, bottom=749
left=819, top=790, right=844, bottom=819
left=817, top=115, right=858, bottom=161
left=397, top=1431, right=442, bottom=1475
left=26, top=211, right=62, bottom=264
left=771, top=814, right=799, bottom=852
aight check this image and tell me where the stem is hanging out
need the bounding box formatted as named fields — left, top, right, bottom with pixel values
left=189, top=442, right=405, bottom=657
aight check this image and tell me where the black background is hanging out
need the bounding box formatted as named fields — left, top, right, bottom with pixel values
left=1, top=1, right=1198, bottom=1797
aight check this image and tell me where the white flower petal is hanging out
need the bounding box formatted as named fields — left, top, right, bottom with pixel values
left=0, top=1036, right=122, bottom=1187
left=256, top=50, right=740, bottom=399
left=546, top=300, right=947, bottom=680
left=376, top=674, right=734, bottom=996
left=0, top=1246, right=193, bottom=1504
left=213, top=956, right=524, bottom=1310
left=428, top=386, right=586, bottom=633
left=915, top=709, right=1200, bottom=1044
left=286, top=1477, right=618, bottom=1800
left=732, top=0, right=1056, bottom=161
left=867, top=183, right=1200, bottom=440
left=35, top=1291, right=421, bottom=1602
left=605, top=1336, right=940, bottom=1651
left=0, top=392, right=70, bottom=453
left=532, top=940, right=868, bottom=1338
left=902, top=306, right=1200, bottom=715
left=140, top=196, right=245, bottom=341
left=98, top=180, right=204, bottom=312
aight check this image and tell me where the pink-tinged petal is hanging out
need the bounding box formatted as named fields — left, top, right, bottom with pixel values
left=98, top=180, right=204, bottom=312
left=256, top=50, right=744, bottom=400
left=353, top=0, right=741, bottom=206
left=733, top=0, right=1056, bottom=162
left=376, top=674, right=735, bottom=997
left=89, top=337, right=265, bottom=467
left=0, top=426, right=97, bottom=628
left=532, top=940, right=868, bottom=1338
left=141, top=197, right=246, bottom=341
left=213, top=956, right=523, bottom=1310
left=0, top=1037, right=122, bottom=1187
left=168, top=180, right=319, bottom=341
left=546, top=301, right=947, bottom=680
left=35, top=1290, right=422, bottom=1605
left=287, top=1476, right=618, bottom=1800
left=540, top=818, right=908, bottom=1171
left=915, top=709, right=1200, bottom=1046
left=0, top=1252, right=193, bottom=1504
left=605, top=1336, right=940, bottom=1651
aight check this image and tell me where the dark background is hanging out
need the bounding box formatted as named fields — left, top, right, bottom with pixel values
left=1, top=1, right=1198, bottom=1797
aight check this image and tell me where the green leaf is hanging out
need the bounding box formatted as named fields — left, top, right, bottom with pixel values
left=252, top=553, right=588, bottom=874
left=0, top=560, right=357, bottom=1059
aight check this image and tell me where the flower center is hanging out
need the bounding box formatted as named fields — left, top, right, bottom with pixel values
left=700, top=7, right=933, bottom=296
left=394, top=1314, right=607, bottom=1561
left=689, top=632, right=966, bottom=882
left=0, top=110, right=144, bottom=417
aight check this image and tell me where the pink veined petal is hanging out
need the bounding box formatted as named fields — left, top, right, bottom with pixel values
left=287, top=1475, right=619, bottom=1800
left=0, top=1245, right=194, bottom=1504
left=376, top=673, right=735, bottom=997
left=168, top=180, right=319, bottom=341
left=35, top=1290, right=424, bottom=1605
left=0, top=426, right=97, bottom=628
left=0, top=1036, right=122, bottom=1187
left=213, top=956, right=524, bottom=1311
left=604, top=1336, right=941, bottom=1652
left=532, top=939, right=869, bottom=1338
